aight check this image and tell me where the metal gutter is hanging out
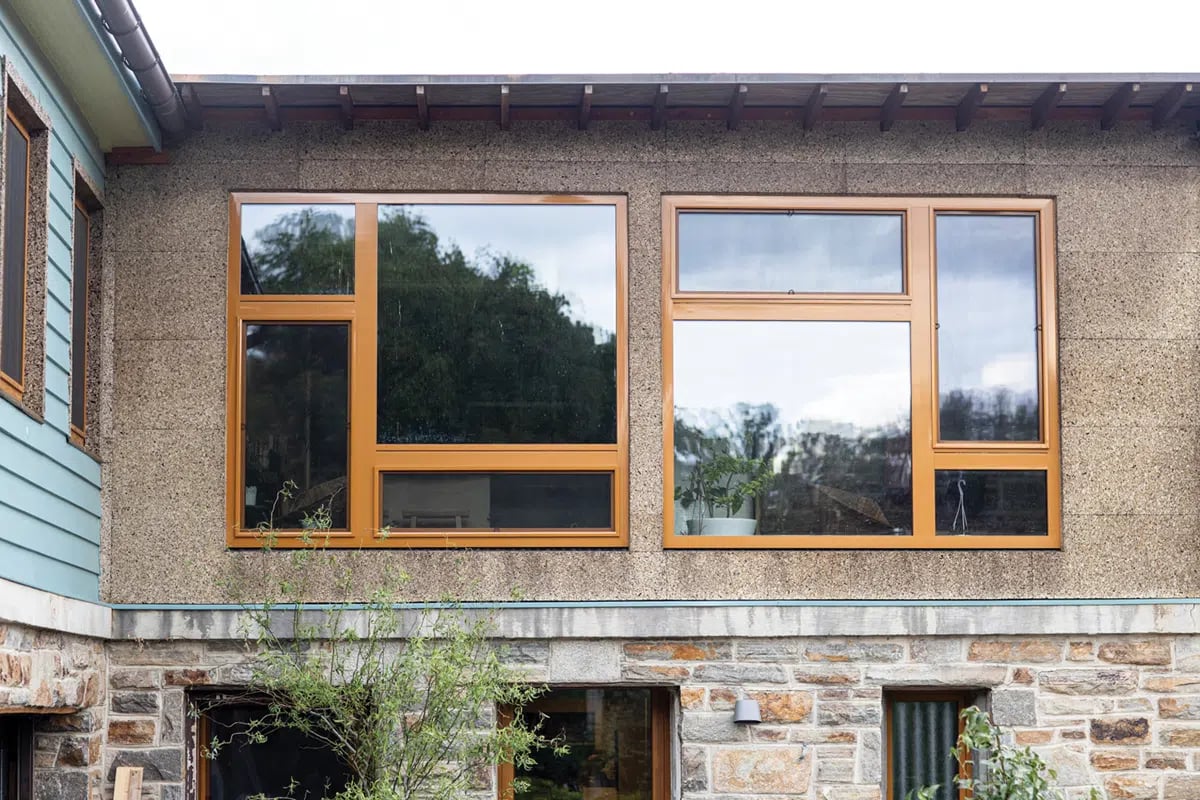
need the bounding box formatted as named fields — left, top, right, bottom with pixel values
left=171, top=71, right=1200, bottom=87
left=89, top=0, right=184, bottom=140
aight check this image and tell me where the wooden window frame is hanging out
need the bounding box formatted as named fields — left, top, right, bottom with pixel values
left=226, top=192, right=629, bottom=548
left=68, top=197, right=91, bottom=445
left=497, top=687, right=671, bottom=800
left=662, top=195, right=1060, bottom=550
left=0, top=108, right=31, bottom=403
left=885, top=690, right=974, bottom=800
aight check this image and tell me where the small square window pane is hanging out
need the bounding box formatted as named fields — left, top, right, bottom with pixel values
left=240, top=204, right=355, bottom=294
left=678, top=211, right=904, bottom=293
left=935, top=470, right=1048, bottom=536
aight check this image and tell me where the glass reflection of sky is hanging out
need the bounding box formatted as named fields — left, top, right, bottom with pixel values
left=242, top=203, right=356, bottom=249
left=674, top=320, right=911, bottom=441
left=936, top=215, right=1039, bottom=399
left=386, top=204, right=617, bottom=336
left=678, top=212, right=903, bottom=293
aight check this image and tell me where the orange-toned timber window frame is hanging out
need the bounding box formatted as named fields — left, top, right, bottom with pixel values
left=226, top=193, right=629, bottom=549
left=662, top=195, right=1060, bottom=550
left=497, top=689, right=672, bottom=800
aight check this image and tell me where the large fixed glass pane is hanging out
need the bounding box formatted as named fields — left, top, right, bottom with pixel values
left=243, top=324, right=348, bottom=529
left=70, top=205, right=89, bottom=432
left=677, top=211, right=904, bottom=293
left=515, top=689, right=655, bottom=800
left=936, top=214, right=1040, bottom=441
left=203, top=704, right=352, bottom=800
left=380, top=472, right=612, bottom=531
left=1, top=117, right=29, bottom=383
left=935, top=469, right=1048, bottom=536
left=890, top=698, right=962, bottom=800
left=240, top=204, right=355, bottom=294
left=673, top=320, right=912, bottom=536
left=377, top=204, right=617, bottom=445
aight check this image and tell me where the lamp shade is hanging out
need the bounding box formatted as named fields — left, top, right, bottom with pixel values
left=733, top=698, right=761, bottom=724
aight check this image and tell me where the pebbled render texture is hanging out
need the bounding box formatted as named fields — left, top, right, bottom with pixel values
left=102, top=119, right=1200, bottom=603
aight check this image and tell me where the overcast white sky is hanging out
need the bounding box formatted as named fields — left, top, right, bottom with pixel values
left=137, top=0, right=1196, bottom=75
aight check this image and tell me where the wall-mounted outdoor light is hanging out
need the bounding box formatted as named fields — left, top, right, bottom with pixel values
left=733, top=698, right=761, bottom=724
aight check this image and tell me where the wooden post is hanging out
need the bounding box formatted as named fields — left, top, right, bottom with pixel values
left=114, top=766, right=144, bottom=800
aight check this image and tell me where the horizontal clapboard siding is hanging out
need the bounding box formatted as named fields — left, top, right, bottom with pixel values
left=0, top=7, right=105, bottom=601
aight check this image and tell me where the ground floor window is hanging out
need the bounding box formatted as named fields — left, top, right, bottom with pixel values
left=0, top=718, right=32, bottom=800
left=501, top=688, right=672, bottom=800
left=886, top=691, right=975, bottom=800
left=197, top=702, right=353, bottom=800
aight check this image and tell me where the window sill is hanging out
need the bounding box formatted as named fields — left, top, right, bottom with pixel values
left=226, top=528, right=629, bottom=549
left=663, top=532, right=1061, bottom=550
left=0, top=382, right=43, bottom=424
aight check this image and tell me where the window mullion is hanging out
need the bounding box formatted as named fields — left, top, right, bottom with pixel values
left=909, top=205, right=937, bottom=544
left=350, top=202, right=379, bottom=545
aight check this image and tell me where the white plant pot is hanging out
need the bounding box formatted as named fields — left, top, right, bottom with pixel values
left=687, top=517, right=758, bottom=536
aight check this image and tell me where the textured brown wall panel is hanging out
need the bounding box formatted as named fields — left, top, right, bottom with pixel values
left=103, top=120, right=1200, bottom=603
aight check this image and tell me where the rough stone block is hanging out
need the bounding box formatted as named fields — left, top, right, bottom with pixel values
left=107, top=748, right=183, bottom=782
left=968, top=639, right=1061, bottom=663
left=748, top=691, right=814, bottom=724
left=1158, top=696, right=1200, bottom=720
left=1091, top=750, right=1140, bottom=771
left=681, top=712, right=749, bottom=743
left=1098, top=641, right=1172, bottom=666
left=817, top=759, right=854, bottom=783
left=1144, top=752, right=1188, bottom=770
left=991, top=689, right=1037, bottom=727
left=803, top=641, right=904, bottom=663
left=1090, top=718, right=1150, bottom=745
left=794, top=667, right=861, bottom=686
left=1164, top=775, right=1200, bottom=800
left=623, top=641, right=731, bottom=661
left=692, top=664, right=788, bottom=683
left=681, top=746, right=707, bottom=792
left=909, top=639, right=963, bottom=663
left=1104, top=775, right=1160, bottom=800
left=1159, top=726, right=1200, bottom=747
left=712, top=747, right=810, bottom=793
left=817, top=701, right=880, bottom=726
left=735, top=640, right=799, bottom=662
left=622, top=665, right=690, bottom=682
left=859, top=729, right=881, bottom=784
left=1143, top=674, right=1200, bottom=693
left=863, top=665, right=1007, bottom=686
left=548, top=641, right=620, bottom=682
left=680, top=687, right=705, bottom=710
left=108, top=718, right=157, bottom=745
left=111, top=691, right=159, bottom=715
left=1038, top=669, right=1138, bottom=695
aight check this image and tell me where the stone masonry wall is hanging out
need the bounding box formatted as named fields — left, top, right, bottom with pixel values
left=102, top=119, right=1200, bottom=603
left=0, top=621, right=106, bottom=800
left=101, top=633, right=1200, bottom=800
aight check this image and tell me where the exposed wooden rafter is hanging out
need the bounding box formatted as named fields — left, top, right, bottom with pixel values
left=338, top=85, right=354, bottom=130
left=728, top=84, right=748, bottom=130
left=261, top=86, right=281, bottom=132
left=803, top=84, right=827, bottom=131
left=879, top=83, right=907, bottom=131
left=578, top=84, right=593, bottom=130
left=955, top=83, right=987, bottom=131
left=1152, top=82, right=1193, bottom=129
left=415, top=85, right=430, bottom=130
left=1100, top=82, right=1139, bottom=130
left=1031, top=83, right=1067, bottom=131
left=499, top=85, right=511, bottom=130
left=651, top=84, right=668, bottom=130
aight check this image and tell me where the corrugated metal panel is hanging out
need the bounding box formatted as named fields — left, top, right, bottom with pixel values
left=0, top=7, right=104, bottom=602
left=891, top=699, right=961, bottom=800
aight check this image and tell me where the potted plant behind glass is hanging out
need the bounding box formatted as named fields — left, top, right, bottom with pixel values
left=675, top=453, right=773, bottom=536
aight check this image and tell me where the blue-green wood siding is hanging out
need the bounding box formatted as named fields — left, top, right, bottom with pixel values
left=0, top=6, right=106, bottom=602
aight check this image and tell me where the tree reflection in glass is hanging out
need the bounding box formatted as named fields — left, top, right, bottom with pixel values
left=376, top=204, right=617, bottom=445
left=240, top=204, right=355, bottom=294
left=936, top=214, right=1040, bottom=441
left=673, top=321, right=912, bottom=536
